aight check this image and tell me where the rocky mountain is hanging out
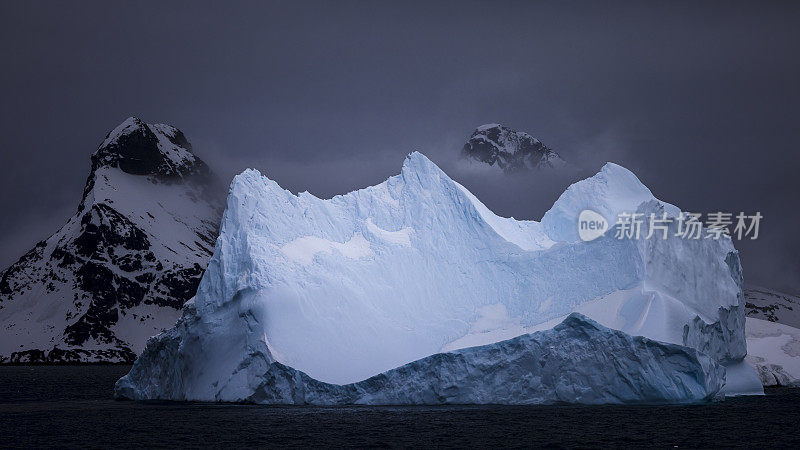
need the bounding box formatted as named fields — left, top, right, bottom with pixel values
left=462, top=123, right=565, bottom=172
left=744, top=286, right=800, bottom=329
left=0, top=117, right=223, bottom=363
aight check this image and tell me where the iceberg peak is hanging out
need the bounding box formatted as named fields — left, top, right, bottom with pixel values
left=401, top=151, right=443, bottom=178
left=555, top=312, right=604, bottom=332
left=541, top=161, right=680, bottom=242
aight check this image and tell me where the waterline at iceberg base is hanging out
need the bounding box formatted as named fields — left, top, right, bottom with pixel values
left=115, top=152, right=763, bottom=404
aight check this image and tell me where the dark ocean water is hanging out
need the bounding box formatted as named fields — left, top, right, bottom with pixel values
left=1, top=366, right=799, bottom=448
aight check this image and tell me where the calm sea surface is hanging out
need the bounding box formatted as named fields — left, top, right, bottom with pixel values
left=1, top=365, right=799, bottom=448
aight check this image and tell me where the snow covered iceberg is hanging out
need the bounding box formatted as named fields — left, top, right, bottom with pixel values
left=116, top=152, right=762, bottom=403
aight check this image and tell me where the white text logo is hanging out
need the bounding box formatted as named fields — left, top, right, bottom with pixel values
left=578, top=209, right=608, bottom=242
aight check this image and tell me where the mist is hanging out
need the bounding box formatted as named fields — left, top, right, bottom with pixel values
left=1, top=0, right=798, bottom=292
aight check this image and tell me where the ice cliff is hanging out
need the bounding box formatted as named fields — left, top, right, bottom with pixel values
left=116, top=152, right=762, bottom=403
left=116, top=313, right=725, bottom=404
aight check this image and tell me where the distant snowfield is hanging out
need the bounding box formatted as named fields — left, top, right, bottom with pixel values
left=117, top=152, right=763, bottom=404
left=746, top=318, right=800, bottom=386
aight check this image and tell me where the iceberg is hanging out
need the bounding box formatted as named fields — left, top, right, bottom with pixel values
left=116, top=152, right=762, bottom=403
left=116, top=313, right=724, bottom=404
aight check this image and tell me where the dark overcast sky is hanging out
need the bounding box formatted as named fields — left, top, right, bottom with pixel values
left=1, top=0, right=799, bottom=292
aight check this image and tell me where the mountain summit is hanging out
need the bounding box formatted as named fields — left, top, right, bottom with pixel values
left=93, top=117, right=209, bottom=178
left=0, top=118, right=223, bottom=363
left=462, top=124, right=565, bottom=172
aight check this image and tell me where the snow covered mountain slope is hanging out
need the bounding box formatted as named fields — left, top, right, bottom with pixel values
left=117, top=152, right=761, bottom=403
left=742, top=287, right=800, bottom=386
left=116, top=313, right=725, bottom=404
left=0, top=117, right=223, bottom=363
left=744, top=286, right=800, bottom=328
left=462, top=124, right=565, bottom=172
left=746, top=318, right=800, bottom=387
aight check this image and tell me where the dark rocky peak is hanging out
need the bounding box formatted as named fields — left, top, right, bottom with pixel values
left=462, top=123, right=565, bottom=173
left=92, top=117, right=209, bottom=179
left=79, top=117, right=217, bottom=211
